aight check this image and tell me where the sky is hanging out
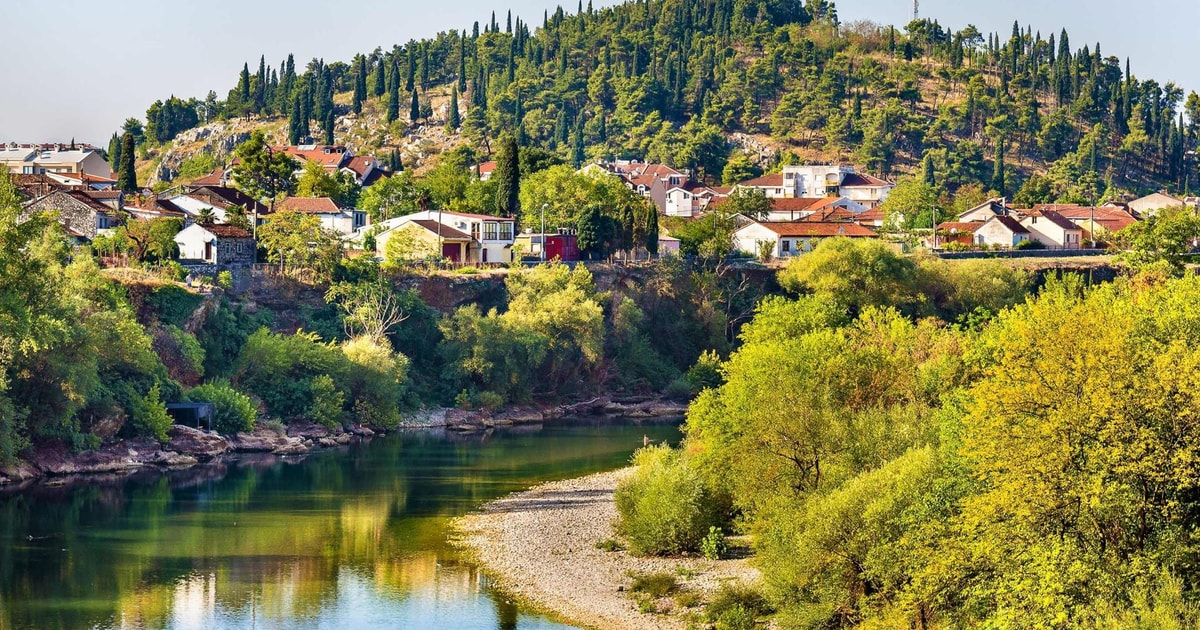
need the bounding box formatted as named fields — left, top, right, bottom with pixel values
left=1, top=0, right=1196, bottom=146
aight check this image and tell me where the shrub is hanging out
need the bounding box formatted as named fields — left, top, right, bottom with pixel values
left=473, top=390, right=505, bottom=412
left=1015, top=238, right=1046, bottom=250
left=596, top=539, right=623, bottom=552
left=455, top=266, right=480, bottom=274
left=630, top=571, right=678, bottom=598
left=664, top=377, right=695, bottom=401
left=130, top=383, right=173, bottom=442
left=707, top=584, right=771, bottom=629
left=701, top=526, right=729, bottom=560
left=309, top=374, right=345, bottom=429
left=147, top=284, right=204, bottom=327
left=685, top=350, right=724, bottom=391
left=216, top=271, right=233, bottom=290
left=157, top=260, right=188, bottom=283
left=166, top=325, right=206, bottom=378
left=615, top=444, right=726, bottom=556
left=187, top=381, right=257, bottom=434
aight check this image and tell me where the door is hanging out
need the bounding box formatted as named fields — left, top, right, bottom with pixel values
left=204, top=242, right=213, bottom=262
left=442, top=243, right=460, bottom=262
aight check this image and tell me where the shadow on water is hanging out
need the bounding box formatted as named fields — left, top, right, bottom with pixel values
left=0, top=417, right=681, bottom=630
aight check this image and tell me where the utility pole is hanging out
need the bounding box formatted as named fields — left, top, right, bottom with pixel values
left=913, top=0, right=919, bottom=20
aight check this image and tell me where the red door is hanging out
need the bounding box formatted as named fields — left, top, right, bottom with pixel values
left=442, top=243, right=460, bottom=262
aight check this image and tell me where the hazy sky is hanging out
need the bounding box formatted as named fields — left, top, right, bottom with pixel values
left=1, top=0, right=1196, bottom=145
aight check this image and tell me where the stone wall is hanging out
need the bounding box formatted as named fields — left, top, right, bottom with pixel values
left=22, top=192, right=102, bottom=239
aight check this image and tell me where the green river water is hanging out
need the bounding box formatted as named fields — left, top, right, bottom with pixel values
left=0, top=420, right=681, bottom=630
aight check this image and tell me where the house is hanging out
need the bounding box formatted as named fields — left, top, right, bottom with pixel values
left=585, top=161, right=691, bottom=214
left=45, top=171, right=118, bottom=190
left=341, top=156, right=392, bottom=186
left=1028, top=205, right=1139, bottom=239
left=1127, top=192, right=1189, bottom=216
left=126, top=198, right=188, bottom=222
left=658, top=233, right=682, bottom=256
left=174, top=224, right=255, bottom=267
left=854, top=207, right=888, bottom=228
left=972, top=215, right=1030, bottom=248
left=957, top=198, right=1013, bottom=222
left=373, top=210, right=516, bottom=264
left=1, top=145, right=112, bottom=178
left=276, top=197, right=366, bottom=236
left=664, top=181, right=725, bottom=217
left=1019, top=210, right=1084, bottom=249
left=274, top=145, right=354, bottom=174
left=935, top=222, right=983, bottom=246
left=733, top=221, right=877, bottom=258
left=83, top=190, right=124, bottom=212
left=22, top=189, right=119, bottom=240
left=476, top=161, right=497, bottom=181
left=737, top=165, right=893, bottom=207
left=514, top=230, right=581, bottom=261
left=167, top=186, right=270, bottom=224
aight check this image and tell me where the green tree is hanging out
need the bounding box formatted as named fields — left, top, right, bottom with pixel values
left=232, top=130, right=297, bottom=201
left=117, top=133, right=137, bottom=192
left=494, top=135, right=521, bottom=217
left=778, top=237, right=923, bottom=316
left=447, top=86, right=462, bottom=132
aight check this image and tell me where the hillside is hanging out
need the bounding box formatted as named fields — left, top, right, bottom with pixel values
left=124, top=0, right=1199, bottom=204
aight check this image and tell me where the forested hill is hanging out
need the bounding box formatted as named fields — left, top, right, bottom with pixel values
left=128, top=0, right=1200, bottom=204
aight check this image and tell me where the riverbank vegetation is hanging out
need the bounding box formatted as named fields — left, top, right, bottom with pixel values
left=616, top=237, right=1200, bottom=627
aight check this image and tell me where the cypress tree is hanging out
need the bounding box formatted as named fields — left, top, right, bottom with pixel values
left=458, top=32, right=468, bottom=92
left=323, top=106, right=335, bottom=145
left=255, top=55, right=267, bottom=111
left=410, top=90, right=421, bottom=123
left=494, top=135, right=521, bottom=217
left=353, top=55, right=367, bottom=114
left=447, top=87, right=461, bottom=132
left=107, top=133, right=121, bottom=173
left=642, top=203, right=659, bottom=256
left=992, top=142, right=1006, bottom=195
left=117, top=133, right=138, bottom=192
left=289, top=92, right=305, bottom=144
left=405, top=47, right=416, bottom=92
left=923, top=154, right=936, bottom=187
left=572, top=117, right=586, bottom=167
left=386, top=63, right=400, bottom=123
left=420, top=45, right=430, bottom=90
left=239, top=63, right=251, bottom=107
left=372, top=57, right=386, bottom=97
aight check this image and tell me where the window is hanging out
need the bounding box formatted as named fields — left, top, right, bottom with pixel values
left=483, top=222, right=500, bottom=241
left=781, top=240, right=792, bottom=253
left=498, top=222, right=513, bottom=241
left=470, top=223, right=481, bottom=240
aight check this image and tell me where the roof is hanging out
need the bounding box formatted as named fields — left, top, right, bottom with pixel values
left=1036, top=205, right=1139, bottom=233
left=740, top=174, right=785, bottom=188
left=85, top=190, right=122, bottom=201
left=769, top=197, right=827, bottom=212
left=408, top=220, right=473, bottom=241
left=937, top=222, right=985, bottom=233
left=127, top=198, right=187, bottom=217
left=189, top=186, right=269, bottom=214
left=28, top=189, right=114, bottom=214
left=276, top=145, right=351, bottom=169
left=439, top=210, right=515, bottom=222
left=800, top=207, right=857, bottom=222
left=840, top=173, right=893, bottom=187
left=752, top=222, right=878, bottom=237
left=1024, top=209, right=1080, bottom=232
left=855, top=208, right=887, bottom=221
left=202, top=224, right=253, bottom=239
left=190, top=168, right=227, bottom=187
left=990, top=215, right=1030, bottom=234
left=277, top=197, right=342, bottom=214
left=477, top=161, right=497, bottom=174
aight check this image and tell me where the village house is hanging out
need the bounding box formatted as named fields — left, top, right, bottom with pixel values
left=174, top=224, right=255, bottom=268
left=736, top=165, right=893, bottom=208
left=1126, top=192, right=1192, bottom=216
left=972, top=215, right=1031, bottom=248
left=475, top=161, right=497, bottom=181
left=1027, top=205, right=1139, bottom=240
left=1, top=145, right=112, bottom=179
left=733, top=220, right=877, bottom=258
left=22, top=189, right=118, bottom=241
left=372, top=210, right=516, bottom=264
left=276, top=197, right=366, bottom=236
left=935, top=222, right=983, bottom=247
left=957, top=198, right=1013, bottom=222
left=1019, top=210, right=1084, bottom=249
left=167, top=186, right=270, bottom=225
left=514, top=229, right=581, bottom=262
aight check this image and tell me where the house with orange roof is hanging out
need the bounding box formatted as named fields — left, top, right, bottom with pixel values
left=276, top=197, right=366, bottom=235
left=733, top=220, right=877, bottom=258
left=370, top=210, right=516, bottom=264
left=736, top=165, right=894, bottom=207
left=1019, top=210, right=1084, bottom=249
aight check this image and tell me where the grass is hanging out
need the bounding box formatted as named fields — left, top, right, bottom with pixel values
left=630, top=571, right=678, bottom=598
left=595, top=538, right=623, bottom=552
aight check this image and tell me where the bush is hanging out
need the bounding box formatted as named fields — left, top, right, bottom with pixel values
left=216, top=271, right=233, bottom=290
left=187, top=381, right=257, bottom=434
left=701, top=526, right=729, bottom=560
left=309, top=374, right=345, bottom=428
left=707, top=584, right=771, bottom=629
left=630, top=571, right=678, bottom=597
left=686, top=350, right=724, bottom=391
left=615, top=444, right=727, bottom=556
left=664, top=377, right=695, bottom=401
left=147, top=284, right=204, bottom=327
left=472, top=390, right=505, bottom=412
left=166, top=325, right=206, bottom=378
left=130, top=383, right=173, bottom=442
left=157, top=260, right=188, bottom=283
left=1015, top=238, right=1046, bottom=250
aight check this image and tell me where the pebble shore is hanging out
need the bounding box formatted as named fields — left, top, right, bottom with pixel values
left=455, top=469, right=759, bottom=630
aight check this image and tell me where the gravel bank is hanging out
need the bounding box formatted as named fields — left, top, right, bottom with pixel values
left=455, top=469, right=759, bottom=630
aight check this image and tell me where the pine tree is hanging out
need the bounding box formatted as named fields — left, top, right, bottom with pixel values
left=494, top=135, right=520, bottom=216
left=117, top=133, right=138, bottom=192
left=923, top=153, right=936, bottom=187
left=372, top=57, right=386, bottom=98
left=410, top=90, right=420, bottom=123
left=447, top=87, right=461, bottom=132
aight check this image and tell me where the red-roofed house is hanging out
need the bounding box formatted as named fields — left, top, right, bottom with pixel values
left=734, top=220, right=877, bottom=258
left=22, top=189, right=119, bottom=240
left=372, top=210, right=516, bottom=263
left=174, top=223, right=255, bottom=268
left=973, top=215, right=1031, bottom=248
left=1019, top=210, right=1084, bottom=249
left=737, top=165, right=893, bottom=206
left=275, top=145, right=353, bottom=172
left=475, top=161, right=497, bottom=181
left=276, top=197, right=366, bottom=235
left=1027, top=205, right=1139, bottom=238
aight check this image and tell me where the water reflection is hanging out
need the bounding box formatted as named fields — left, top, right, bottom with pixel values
left=0, top=420, right=680, bottom=630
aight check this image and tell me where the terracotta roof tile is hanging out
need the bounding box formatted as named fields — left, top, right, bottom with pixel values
left=277, top=197, right=342, bottom=214
left=757, top=222, right=877, bottom=237
left=740, top=174, right=785, bottom=188
left=409, top=219, right=473, bottom=241
left=204, top=225, right=253, bottom=238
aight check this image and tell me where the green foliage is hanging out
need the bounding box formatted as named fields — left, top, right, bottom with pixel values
left=165, top=325, right=205, bottom=379
left=196, top=298, right=267, bottom=378
left=258, top=210, right=343, bottom=280
left=234, top=329, right=347, bottom=421
left=779, top=238, right=923, bottom=316
left=129, top=383, right=172, bottom=442
left=700, top=526, right=728, bottom=560
left=295, top=159, right=361, bottom=207
left=232, top=130, right=297, bottom=201
left=614, top=444, right=727, bottom=556
left=308, top=374, right=344, bottom=429
left=177, top=153, right=220, bottom=181
left=1115, top=207, right=1200, bottom=272
left=629, top=571, right=678, bottom=598
left=146, top=285, right=204, bottom=327
left=187, top=380, right=257, bottom=434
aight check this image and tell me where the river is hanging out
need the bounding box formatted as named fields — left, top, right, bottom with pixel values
left=0, top=420, right=682, bottom=630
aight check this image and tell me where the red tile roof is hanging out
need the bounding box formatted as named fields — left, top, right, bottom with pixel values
left=190, top=168, right=226, bottom=187
left=1030, top=206, right=1139, bottom=232
left=937, top=222, right=983, bottom=232
left=757, top=222, right=877, bottom=237
left=740, top=174, right=785, bottom=188
left=276, top=145, right=351, bottom=169
left=409, top=219, right=473, bottom=241
left=800, top=207, right=857, bottom=222
left=769, top=197, right=826, bottom=212
left=477, top=161, right=497, bottom=174
left=992, top=215, right=1030, bottom=234
left=840, top=173, right=893, bottom=187
left=1024, top=209, right=1081, bottom=232
left=277, top=197, right=342, bottom=214
left=204, top=225, right=253, bottom=239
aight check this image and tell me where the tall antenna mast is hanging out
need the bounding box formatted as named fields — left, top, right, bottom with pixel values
left=913, top=0, right=919, bottom=20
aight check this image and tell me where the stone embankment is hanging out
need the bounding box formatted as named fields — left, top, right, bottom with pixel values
left=0, top=422, right=376, bottom=487
left=456, top=469, right=759, bottom=630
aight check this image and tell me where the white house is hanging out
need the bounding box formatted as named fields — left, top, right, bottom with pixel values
left=372, top=210, right=515, bottom=264
left=737, top=165, right=893, bottom=207
left=1, top=146, right=112, bottom=178
left=174, top=224, right=256, bottom=267
left=957, top=198, right=1013, bottom=222
left=1019, top=210, right=1084, bottom=249
left=733, top=221, right=878, bottom=258
left=276, top=197, right=366, bottom=236
left=1127, top=192, right=1189, bottom=217
left=973, top=215, right=1031, bottom=248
